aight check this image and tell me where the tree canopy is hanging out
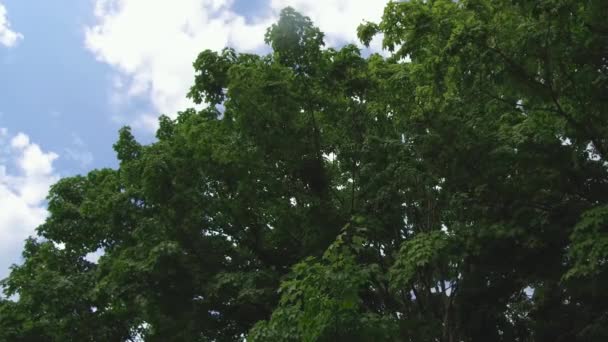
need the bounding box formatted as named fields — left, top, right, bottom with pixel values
left=2, top=1, right=608, bottom=341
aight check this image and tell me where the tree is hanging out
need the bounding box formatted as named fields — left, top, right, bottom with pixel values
left=2, top=2, right=608, bottom=341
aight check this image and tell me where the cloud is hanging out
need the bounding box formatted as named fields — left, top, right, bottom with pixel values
left=64, top=133, right=94, bottom=169
left=86, top=0, right=272, bottom=129
left=0, top=129, right=59, bottom=279
left=131, top=113, right=161, bottom=132
left=0, top=2, right=23, bottom=47
left=85, top=0, right=389, bottom=132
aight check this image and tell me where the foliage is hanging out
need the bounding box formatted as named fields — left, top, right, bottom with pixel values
left=249, top=228, right=399, bottom=342
left=2, top=2, right=608, bottom=341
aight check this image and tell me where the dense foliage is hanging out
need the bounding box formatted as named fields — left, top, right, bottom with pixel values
left=2, top=1, right=608, bottom=341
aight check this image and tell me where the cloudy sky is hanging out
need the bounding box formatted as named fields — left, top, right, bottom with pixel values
left=0, top=0, right=389, bottom=279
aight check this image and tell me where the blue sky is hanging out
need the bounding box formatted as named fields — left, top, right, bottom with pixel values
left=1, top=0, right=120, bottom=172
left=0, top=0, right=389, bottom=280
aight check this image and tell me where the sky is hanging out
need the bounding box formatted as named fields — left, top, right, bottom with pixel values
left=0, top=0, right=390, bottom=280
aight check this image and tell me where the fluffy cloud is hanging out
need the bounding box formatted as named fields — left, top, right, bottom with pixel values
left=0, top=2, right=23, bottom=47
left=85, top=0, right=389, bottom=131
left=0, top=129, right=59, bottom=279
left=86, top=0, right=273, bottom=128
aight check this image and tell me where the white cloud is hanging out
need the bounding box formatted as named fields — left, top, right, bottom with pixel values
left=64, top=148, right=94, bottom=169
left=0, top=2, right=23, bottom=47
left=132, top=113, right=161, bottom=132
left=86, top=0, right=273, bottom=129
left=85, top=0, right=389, bottom=132
left=64, top=133, right=94, bottom=169
left=0, top=129, right=59, bottom=279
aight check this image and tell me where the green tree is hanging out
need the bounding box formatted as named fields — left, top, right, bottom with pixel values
left=2, top=2, right=608, bottom=341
